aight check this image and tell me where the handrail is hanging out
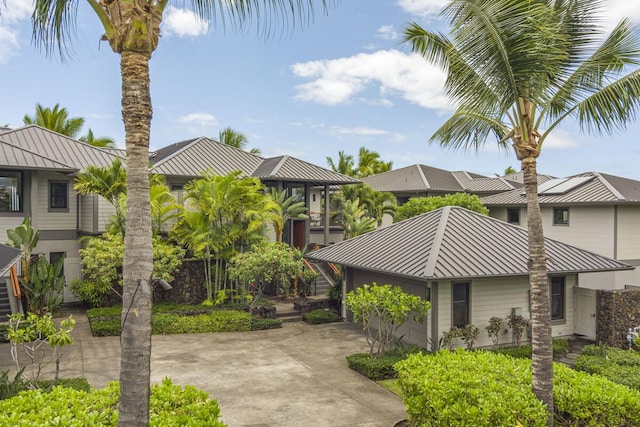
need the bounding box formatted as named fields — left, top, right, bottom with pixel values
left=302, top=258, right=316, bottom=273
left=10, top=265, right=20, bottom=298
left=327, top=262, right=341, bottom=278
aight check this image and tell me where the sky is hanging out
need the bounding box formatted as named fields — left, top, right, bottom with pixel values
left=2, top=0, right=640, bottom=180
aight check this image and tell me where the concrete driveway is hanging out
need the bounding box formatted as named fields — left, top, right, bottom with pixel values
left=0, top=309, right=407, bottom=427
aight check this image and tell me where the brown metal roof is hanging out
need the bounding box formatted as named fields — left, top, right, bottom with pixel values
left=150, top=137, right=263, bottom=178
left=0, top=139, right=77, bottom=172
left=252, top=155, right=360, bottom=185
left=452, top=171, right=519, bottom=193
left=305, top=206, right=631, bottom=280
left=482, top=172, right=640, bottom=206
left=0, top=125, right=122, bottom=171
left=0, top=243, right=22, bottom=277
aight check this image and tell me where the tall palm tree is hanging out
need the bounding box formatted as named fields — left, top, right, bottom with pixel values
left=23, top=103, right=85, bottom=138
left=80, top=128, right=116, bottom=148
left=340, top=198, right=376, bottom=239
left=356, top=147, right=392, bottom=177
left=218, top=126, right=261, bottom=154
left=32, top=2, right=333, bottom=424
left=326, top=150, right=355, bottom=176
left=404, top=0, right=640, bottom=423
left=335, top=183, right=396, bottom=226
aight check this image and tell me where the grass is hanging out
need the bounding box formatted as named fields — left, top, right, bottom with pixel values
left=377, top=378, right=402, bottom=397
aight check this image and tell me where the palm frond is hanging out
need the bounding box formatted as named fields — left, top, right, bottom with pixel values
left=32, top=0, right=79, bottom=59
left=430, top=108, right=509, bottom=151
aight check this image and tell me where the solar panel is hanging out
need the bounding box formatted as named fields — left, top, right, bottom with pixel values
left=541, top=176, right=593, bottom=194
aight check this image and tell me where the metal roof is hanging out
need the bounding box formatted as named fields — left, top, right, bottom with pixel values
left=482, top=172, right=640, bottom=206
left=150, top=137, right=264, bottom=178
left=252, top=155, right=360, bottom=185
left=0, top=139, right=77, bottom=172
left=0, top=244, right=22, bottom=277
left=502, top=171, right=555, bottom=185
left=0, top=125, right=122, bottom=171
left=362, top=164, right=520, bottom=195
left=305, top=206, right=631, bottom=280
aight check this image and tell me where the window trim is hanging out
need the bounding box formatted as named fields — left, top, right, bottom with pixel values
left=48, top=180, right=69, bottom=212
left=0, top=170, right=23, bottom=213
left=451, top=282, right=471, bottom=328
left=550, top=276, right=566, bottom=323
left=507, top=207, right=520, bottom=225
left=553, top=207, right=569, bottom=226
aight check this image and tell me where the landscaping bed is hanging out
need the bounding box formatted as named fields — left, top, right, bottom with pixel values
left=575, top=344, right=640, bottom=390
left=87, top=303, right=281, bottom=337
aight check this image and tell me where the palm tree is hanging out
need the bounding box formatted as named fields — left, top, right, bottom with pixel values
left=80, top=128, right=116, bottom=148
left=267, top=188, right=309, bottom=242
left=326, top=150, right=355, bottom=176
left=218, top=126, right=261, bottom=154
left=335, top=184, right=396, bottom=226
left=32, top=2, right=332, bottom=423
left=340, top=198, right=376, bottom=239
left=404, top=0, right=640, bottom=423
left=23, top=103, right=84, bottom=138
left=356, top=147, right=392, bottom=177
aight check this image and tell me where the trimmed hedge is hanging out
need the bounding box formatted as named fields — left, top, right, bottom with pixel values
left=575, top=344, right=640, bottom=390
left=347, top=346, right=423, bottom=381
left=303, top=308, right=341, bottom=324
left=0, top=378, right=226, bottom=426
left=490, top=338, right=569, bottom=359
left=88, top=306, right=282, bottom=336
left=395, top=350, right=640, bottom=427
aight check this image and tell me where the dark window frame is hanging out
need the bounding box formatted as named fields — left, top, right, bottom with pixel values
left=452, top=282, right=470, bottom=328
left=48, top=180, right=69, bottom=211
left=507, top=207, right=520, bottom=224
left=553, top=207, right=569, bottom=226
left=0, top=170, right=23, bottom=213
left=49, top=252, right=66, bottom=277
left=550, top=276, right=566, bottom=322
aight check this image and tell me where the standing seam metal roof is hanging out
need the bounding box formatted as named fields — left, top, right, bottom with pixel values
left=305, top=206, right=631, bottom=280
left=251, top=155, right=360, bottom=184
left=0, top=139, right=77, bottom=171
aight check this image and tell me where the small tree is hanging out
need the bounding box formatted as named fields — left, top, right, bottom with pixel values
left=439, top=327, right=462, bottom=351
left=507, top=313, right=531, bottom=347
left=6, top=218, right=40, bottom=282
left=394, top=193, right=489, bottom=222
left=486, top=316, right=506, bottom=349
left=345, top=282, right=430, bottom=358
left=460, top=323, right=480, bottom=350
left=20, top=255, right=65, bottom=316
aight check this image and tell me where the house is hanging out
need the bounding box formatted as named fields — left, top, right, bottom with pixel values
left=0, top=243, right=23, bottom=316
left=0, top=126, right=357, bottom=309
left=360, top=164, right=527, bottom=205
left=481, top=172, right=640, bottom=289
left=305, top=206, right=631, bottom=349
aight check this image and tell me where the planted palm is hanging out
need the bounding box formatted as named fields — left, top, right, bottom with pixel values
left=404, top=0, right=640, bottom=422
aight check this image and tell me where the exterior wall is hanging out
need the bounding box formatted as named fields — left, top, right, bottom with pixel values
left=596, top=288, right=640, bottom=348
left=579, top=268, right=640, bottom=290
left=33, top=238, right=82, bottom=303
left=309, top=229, right=343, bottom=245
left=616, top=205, right=640, bottom=261
left=32, top=171, right=77, bottom=231
left=78, top=194, right=95, bottom=233
left=97, top=196, right=116, bottom=232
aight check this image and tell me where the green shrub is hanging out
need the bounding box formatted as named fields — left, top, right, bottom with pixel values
left=303, top=308, right=341, bottom=324
left=347, top=346, right=423, bottom=381
left=1, top=372, right=91, bottom=401
left=90, top=319, right=122, bottom=337
left=580, top=344, right=640, bottom=367
left=491, top=338, right=569, bottom=359
left=395, top=350, right=640, bottom=427
left=250, top=317, right=282, bottom=330
left=575, top=345, right=640, bottom=390
left=0, top=378, right=227, bottom=426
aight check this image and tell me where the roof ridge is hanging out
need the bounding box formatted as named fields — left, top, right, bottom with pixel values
left=0, top=138, right=77, bottom=170
left=417, top=164, right=430, bottom=189
left=423, top=206, right=451, bottom=277
left=152, top=137, right=203, bottom=168
left=594, top=172, right=625, bottom=200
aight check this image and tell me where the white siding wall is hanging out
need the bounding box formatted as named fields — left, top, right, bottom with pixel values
left=579, top=268, right=640, bottom=290
left=33, top=172, right=77, bottom=231
left=78, top=195, right=95, bottom=233
left=97, top=196, right=116, bottom=232
left=616, top=205, right=640, bottom=261
left=436, top=276, right=575, bottom=349
left=34, top=239, right=82, bottom=303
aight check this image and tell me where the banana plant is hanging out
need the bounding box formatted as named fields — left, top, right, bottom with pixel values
left=20, top=255, right=65, bottom=316
left=6, top=218, right=40, bottom=282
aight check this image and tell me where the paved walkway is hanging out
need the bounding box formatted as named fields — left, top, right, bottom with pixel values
left=0, top=308, right=407, bottom=427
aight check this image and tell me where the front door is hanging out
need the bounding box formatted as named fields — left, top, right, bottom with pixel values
left=574, top=287, right=596, bottom=339
left=292, top=220, right=306, bottom=250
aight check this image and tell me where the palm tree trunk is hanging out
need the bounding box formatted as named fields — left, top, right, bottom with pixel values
left=522, top=156, right=553, bottom=426
left=119, top=50, right=154, bottom=427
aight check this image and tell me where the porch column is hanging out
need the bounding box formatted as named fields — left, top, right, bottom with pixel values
left=323, top=184, right=330, bottom=245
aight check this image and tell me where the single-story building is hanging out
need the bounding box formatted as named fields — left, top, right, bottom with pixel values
left=305, top=206, right=632, bottom=350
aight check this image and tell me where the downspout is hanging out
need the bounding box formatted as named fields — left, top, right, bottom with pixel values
left=430, top=281, right=438, bottom=351
left=324, top=184, right=330, bottom=245
left=613, top=205, right=618, bottom=260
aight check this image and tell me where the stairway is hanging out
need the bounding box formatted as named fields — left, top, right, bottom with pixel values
left=274, top=302, right=303, bottom=323
left=0, top=284, right=12, bottom=317
left=308, top=262, right=336, bottom=296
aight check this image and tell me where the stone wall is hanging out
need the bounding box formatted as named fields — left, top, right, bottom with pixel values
left=596, top=288, right=640, bottom=348
left=153, top=259, right=206, bottom=305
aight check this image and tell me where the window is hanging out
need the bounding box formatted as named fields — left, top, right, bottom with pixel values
left=49, top=181, right=68, bottom=210
left=452, top=282, right=470, bottom=328
left=0, top=171, right=22, bottom=212
left=49, top=252, right=65, bottom=277
left=170, top=184, right=184, bottom=191
left=553, top=208, right=569, bottom=225
left=507, top=208, right=520, bottom=224
left=550, top=277, right=565, bottom=321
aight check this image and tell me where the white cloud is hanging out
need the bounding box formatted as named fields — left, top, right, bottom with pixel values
left=397, top=0, right=448, bottom=17
left=331, top=126, right=390, bottom=136
left=291, top=49, right=450, bottom=111
left=543, top=129, right=579, bottom=150
left=0, top=0, right=32, bottom=63
left=603, top=0, right=640, bottom=31
left=377, top=25, right=398, bottom=41
left=162, top=6, right=209, bottom=38
left=178, top=113, right=218, bottom=128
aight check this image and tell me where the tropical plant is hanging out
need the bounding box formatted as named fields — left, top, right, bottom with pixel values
left=218, top=126, right=260, bottom=154
left=503, top=166, right=517, bottom=176
left=460, top=323, right=480, bottom=350
left=20, top=255, right=66, bottom=316
left=267, top=188, right=309, bottom=242
left=32, top=0, right=333, bottom=422
left=507, top=313, right=531, bottom=348
left=486, top=316, right=505, bottom=349
left=326, top=150, right=355, bottom=176
left=334, top=184, right=397, bottom=226
left=404, top=1, right=640, bottom=419
left=6, top=217, right=40, bottom=282
left=439, top=326, right=462, bottom=351
left=345, top=282, right=430, bottom=358
left=7, top=312, right=75, bottom=387
left=339, top=198, right=376, bottom=239
left=79, top=128, right=116, bottom=148
left=355, top=147, right=392, bottom=177
left=23, top=103, right=84, bottom=138
left=394, top=193, right=488, bottom=222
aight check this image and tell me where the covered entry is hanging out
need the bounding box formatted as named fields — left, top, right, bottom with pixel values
left=574, top=287, right=596, bottom=340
